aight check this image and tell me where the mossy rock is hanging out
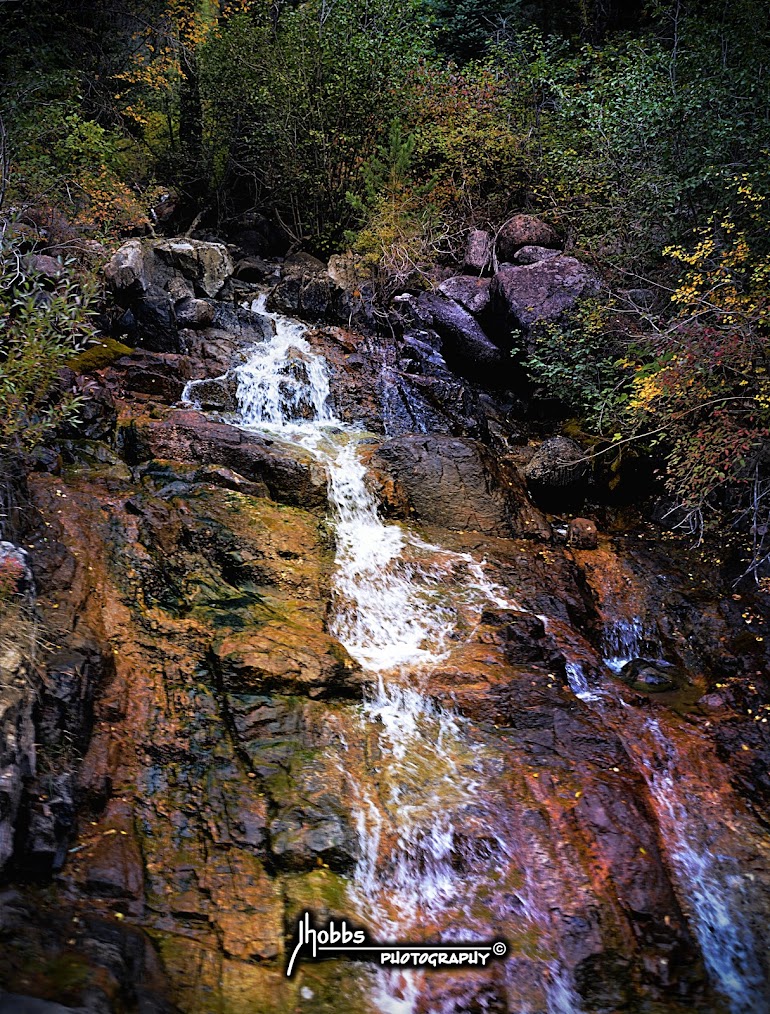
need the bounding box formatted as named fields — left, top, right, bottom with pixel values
left=283, top=868, right=352, bottom=925
left=69, top=338, right=133, bottom=373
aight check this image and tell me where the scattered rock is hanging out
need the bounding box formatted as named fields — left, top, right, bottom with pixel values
left=104, top=239, right=146, bottom=296
left=195, top=465, right=269, bottom=498
left=108, top=352, right=192, bottom=402
left=105, top=237, right=233, bottom=305
left=25, top=253, right=64, bottom=280
left=415, top=292, right=506, bottom=382
left=480, top=608, right=565, bottom=668
left=127, top=410, right=327, bottom=508
left=619, top=657, right=685, bottom=693
left=174, top=297, right=215, bottom=329
left=132, top=288, right=178, bottom=352
left=39, top=651, right=95, bottom=754
left=437, top=275, right=491, bottom=316
left=213, top=623, right=362, bottom=699
left=370, top=434, right=543, bottom=537
left=513, top=245, right=561, bottom=265
left=523, top=436, right=589, bottom=505
left=233, top=256, right=272, bottom=283
left=184, top=374, right=237, bottom=411
left=327, top=252, right=361, bottom=290
left=269, top=806, right=359, bottom=872
left=490, top=256, right=601, bottom=340
left=152, top=238, right=233, bottom=298
left=22, top=772, right=76, bottom=876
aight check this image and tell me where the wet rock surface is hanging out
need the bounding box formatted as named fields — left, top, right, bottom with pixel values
left=1, top=252, right=769, bottom=1014
left=369, top=434, right=547, bottom=538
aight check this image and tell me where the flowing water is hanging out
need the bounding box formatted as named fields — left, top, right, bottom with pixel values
left=196, top=301, right=585, bottom=1012
left=184, top=301, right=769, bottom=1012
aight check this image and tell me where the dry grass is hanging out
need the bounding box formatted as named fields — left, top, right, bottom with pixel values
left=0, top=601, right=41, bottom=692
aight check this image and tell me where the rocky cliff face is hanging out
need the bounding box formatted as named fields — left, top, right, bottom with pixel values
left=1, top=237, right=769, bottom=1014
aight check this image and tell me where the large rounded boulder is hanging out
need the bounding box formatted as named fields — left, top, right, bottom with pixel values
left=523, top=435, right=590, bottom=506
left=495, top=214, right=559, bottom=262
left=370, top=433, right=550, bottom=539
left=490, top=256, right=601, bottom=342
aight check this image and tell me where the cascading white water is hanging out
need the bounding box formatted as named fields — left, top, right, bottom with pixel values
left=637, top=716, right=766, bottom=1013
left=602, top=617, right=660, bottom=674
left=229, top=301, right=584, bottom=1013
left=187, top=298, right=770, bottom=1011
left=570, top=607, right=770, bottom=1014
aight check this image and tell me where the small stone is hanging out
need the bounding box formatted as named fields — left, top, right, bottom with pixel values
left=568, top=518, right=598, bottom=549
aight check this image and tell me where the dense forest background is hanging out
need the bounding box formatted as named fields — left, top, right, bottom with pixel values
left=1, top=0, right=769, bottom=579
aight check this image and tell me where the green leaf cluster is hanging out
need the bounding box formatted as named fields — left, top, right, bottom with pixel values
left=0, top=226, right=95, bottom=454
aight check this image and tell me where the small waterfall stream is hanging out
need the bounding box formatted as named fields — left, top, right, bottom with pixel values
left=184, top=301, right=769, bottom=1013
left=192, top=302, right=584, bottom=1012
left=556, top=613, right=770, bottom=1014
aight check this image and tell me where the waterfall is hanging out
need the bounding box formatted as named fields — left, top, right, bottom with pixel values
left=230, top=302, right=584, bottom=1013
left=185, top=299, right=770, bottom=1012
left=560, top=606, right=770, bottom=1014
left=634, top=715, right=767, bottom=1014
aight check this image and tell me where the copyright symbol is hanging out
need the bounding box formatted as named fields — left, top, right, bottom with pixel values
left=492, top=941, right=507, bottom=957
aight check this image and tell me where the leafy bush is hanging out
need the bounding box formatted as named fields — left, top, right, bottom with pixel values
left=621, top=174, right=770, bottom=544
left=0, top=224, right=95, bottom=455
left=198, top=0, right=429, bottom=252
left=3, top=70, right=151, bottom=236
left=527, top=299, right=630, bottom=430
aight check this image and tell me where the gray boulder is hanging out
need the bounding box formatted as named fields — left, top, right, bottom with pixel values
left=416, top=292, right=506, bottom=381
left=104, top=237, right=233, bottom=299
left=175, top=296, right=216, bottom=329
left=105, top=237, right=235, bottom=352
left=438, top=275, right=491, bottom=316
left=514, top=245, right=561, bottom=265
left=152, top=238, right=233, bottom=298
left=104, top=238, right=146, bottom=295
left=490, top=256, right=601, bottom=337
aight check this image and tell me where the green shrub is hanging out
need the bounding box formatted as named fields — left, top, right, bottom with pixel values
left=0, top=224, right=95, bottom=455
left=526, top=299, right=631, bottom=430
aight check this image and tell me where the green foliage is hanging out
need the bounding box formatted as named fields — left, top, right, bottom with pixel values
left=0, top=226, right=95, bottom=454
left=2, top=60, right=152, bottom=234
left=492, top=1, right=770, bottom=268
left=424, top=0, right=520, bottom=61
left=403, top=59, right=529, bottom=231
left=346, top=122, right=442, bottom=291
left=527, top=300, right=630, bottom=429
left=200, top=0, right=430, bottom=252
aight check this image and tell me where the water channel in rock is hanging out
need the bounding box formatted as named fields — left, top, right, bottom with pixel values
left=182, top=302, right=770, bottom=1014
